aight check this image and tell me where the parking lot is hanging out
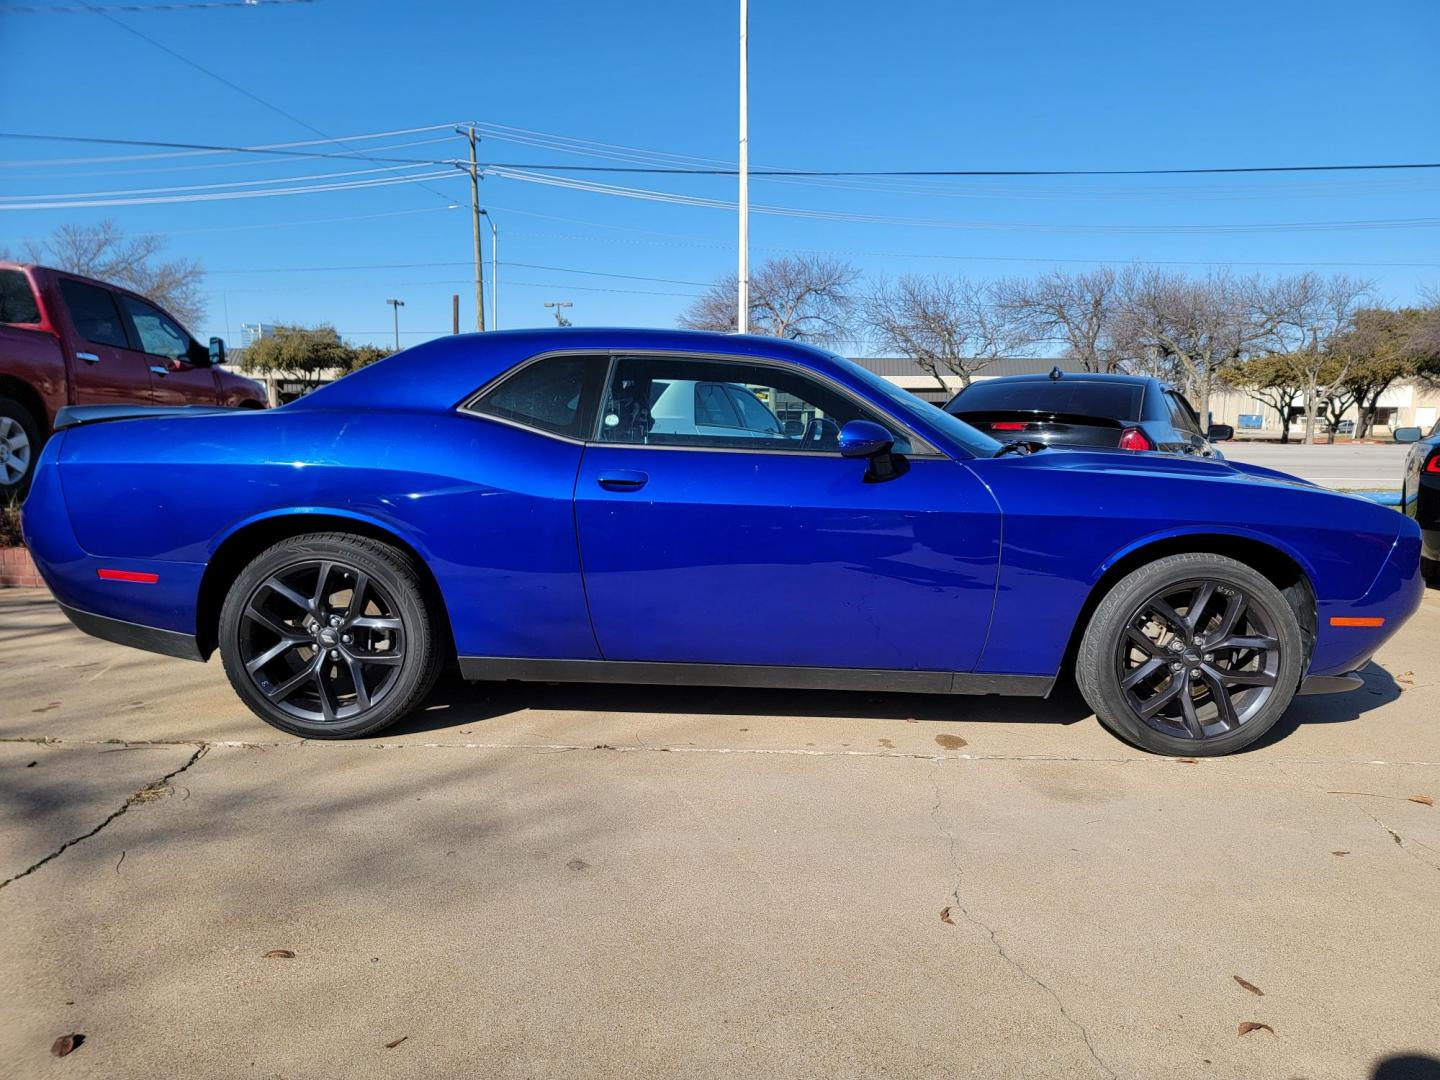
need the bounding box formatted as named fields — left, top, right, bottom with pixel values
left=1222, top=442, right=1411, bottom=490
left=2, top=585, right=1438, bottom=1079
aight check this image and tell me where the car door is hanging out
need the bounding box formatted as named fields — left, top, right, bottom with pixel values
left=115, top=294, right=220, bottom=406
left=53, top=277, right=155, bottom=405
left=574, top=352, right=1002, bottom=673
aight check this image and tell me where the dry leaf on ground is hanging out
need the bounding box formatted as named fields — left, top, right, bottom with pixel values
left=1409, top=795, right=1434, bottom=807
left=262, top=949, right=296, bottom=959
left=51, top=1034, right=83, bottom=1057
left=1238, top=1022, right=1275, bottom=1036
left=385, top=1036, right=409, bottom=1050
left=939, top=907, right=956, bottom=925
left=1233, top=976, right=1263, bottom=996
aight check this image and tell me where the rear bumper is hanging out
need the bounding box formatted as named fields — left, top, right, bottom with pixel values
left=56, top=600, right=205, bottom=662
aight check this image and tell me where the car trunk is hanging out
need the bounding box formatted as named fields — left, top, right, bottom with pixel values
left=953, top=410, right=1128, bottom=448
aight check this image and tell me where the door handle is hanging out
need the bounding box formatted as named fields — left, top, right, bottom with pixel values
left=76, top=351, right=100, bottom=364
left=149, top=365, right=169, bottom=377
left=597, top=470, right=648, bottom=491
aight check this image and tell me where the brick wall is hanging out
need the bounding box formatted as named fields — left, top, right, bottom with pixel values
left=0, top=546, right=42, bottom=588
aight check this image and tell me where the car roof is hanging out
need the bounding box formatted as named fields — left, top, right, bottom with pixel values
left=294, top=327, right=849, bottom=414
left=960, top=372, right=1158, bottom=388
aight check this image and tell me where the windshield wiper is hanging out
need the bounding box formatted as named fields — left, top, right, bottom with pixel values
left=993, top=439, right=1043, bottom=458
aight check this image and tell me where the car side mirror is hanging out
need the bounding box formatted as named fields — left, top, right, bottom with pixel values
left=1206, top=423, right=1234, bottom=442
left=1393, top=426, right=1422, bottom=444
left=839, top=419, right=894, bottom=459
left=838, top=419, right=907, bottom=482
left=209, top=336, right=227, bottom=366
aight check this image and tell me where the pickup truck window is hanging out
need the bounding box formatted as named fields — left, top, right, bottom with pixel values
left=57, top=279, right=130, bottom=349
left=0, top=269, right=41, bottom=325
left=120, top=295, right=190, bottom=360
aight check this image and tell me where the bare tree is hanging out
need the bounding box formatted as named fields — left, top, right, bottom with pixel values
left=1112, top=268, right=1282, bottom=427
left=7, top=220, right=207, bottom=328
left=679, top=254, right=859, bottom=347
left=994, top=267, right=1121, bottom=372
left=1255, top=273, right=1371, bottom=444
left=863, top=275, right=1012, bottom=393
left=1221, top=352, right=1308, bottom=443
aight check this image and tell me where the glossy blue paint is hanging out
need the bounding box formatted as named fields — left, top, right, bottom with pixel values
left=21, top=328, right=1424, bottom=689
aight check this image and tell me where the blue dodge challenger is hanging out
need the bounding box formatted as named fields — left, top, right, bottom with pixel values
left=23, top=329, right=1424, bottom=755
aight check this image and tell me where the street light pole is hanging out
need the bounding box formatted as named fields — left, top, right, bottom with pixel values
left=737, top=0, right=749, bottom=334
left=544, top=300, right=573, bottom=327
left=385, top=298, right=405, bottom=350
left=479, top=209, right=498, bottom=331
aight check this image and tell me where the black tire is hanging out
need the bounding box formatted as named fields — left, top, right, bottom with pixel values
left=1076, top=553, right=1305, bottom=757
left=218, top=532, right=443, bottom=739
left=0, top=396, right=42, bottom=502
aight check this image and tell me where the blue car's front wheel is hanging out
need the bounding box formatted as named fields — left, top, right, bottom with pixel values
left=218, top=533, right=444, bottom=739
left=1077, top=553, right=1305, bottom=756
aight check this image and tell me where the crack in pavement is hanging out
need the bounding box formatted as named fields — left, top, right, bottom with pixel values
left=0, top=744, right=209, bottom=892
left=1272, top=762, right=1440, bottom=873
left=929, top=769, right=1118, bottom=1080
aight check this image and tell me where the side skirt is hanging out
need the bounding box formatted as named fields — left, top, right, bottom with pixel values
left=458, top=656, right=1054, bottom=698
left=57, top=601, right=206, bottom=663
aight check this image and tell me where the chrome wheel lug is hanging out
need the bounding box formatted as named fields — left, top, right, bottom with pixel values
left=1169, top=661, right=1182, bottom=672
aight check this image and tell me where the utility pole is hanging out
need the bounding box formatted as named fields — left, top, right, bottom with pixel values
left=385, top=298, right=405, bottom=350
left=451, top=293, right=459, bottom=335
left=737, top=0, right=749, bottom=334
left=458, top=125, right=486, bottom=331
left=544, top=300, right=573, bottom=327
left=479, top=209, right=498, bottom=330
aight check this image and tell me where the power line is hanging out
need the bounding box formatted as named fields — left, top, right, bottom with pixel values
left=0, top=126, right=457, bottom=167
left=71, top=3, right=457, bottom=205
left=2, top=0, right=312, bottom=10
left=0, top=170, right=460, bottom=210
left=206, top=259, right=711, bottom=287
left=4, top=130, right=1439, bottom=179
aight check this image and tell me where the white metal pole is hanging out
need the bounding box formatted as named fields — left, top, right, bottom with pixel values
left=491, top=218, right=499, bottom=331
left=737, top=0, right=749, bottom=334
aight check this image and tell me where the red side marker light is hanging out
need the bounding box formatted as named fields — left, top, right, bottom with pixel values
left=97, top=568, right=159, bottom=584
left=1117, top=427, right=1153, bottom=451
left=991, top=421, right=1027, bottom=431
left=1329, top=616, right=1385, bottom=628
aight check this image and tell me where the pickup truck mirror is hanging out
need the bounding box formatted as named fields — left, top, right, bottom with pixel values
left=1393, top=426, right=1422, bottom=444
left=209, top=337, right=227, bottom=366
left=1206, top=423, right=1234, bottom=442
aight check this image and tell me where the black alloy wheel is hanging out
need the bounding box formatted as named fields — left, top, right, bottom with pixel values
left=1116, top=579, right=1280, bottom=741
left=1077, top=552, right=1305, bottom=756
left=219, top=533, right=442, bottom=738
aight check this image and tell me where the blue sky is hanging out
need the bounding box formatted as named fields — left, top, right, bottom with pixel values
left=2, top=0, right=1438, bottom=352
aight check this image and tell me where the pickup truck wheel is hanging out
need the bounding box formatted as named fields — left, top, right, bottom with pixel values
left=0, top=397, right=41, bottom=500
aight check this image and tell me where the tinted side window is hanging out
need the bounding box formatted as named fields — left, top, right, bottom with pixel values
left=120, top=296, right=190, bottom=359
left=599, top=354, right=910, bottom=454
left=470, top=354, right=606, bottom=440
left=0, top=270, right=41, bottom=325
left=1167, top=392, right=1202, bottom=436
left=57, top=279, right=130, bottom=348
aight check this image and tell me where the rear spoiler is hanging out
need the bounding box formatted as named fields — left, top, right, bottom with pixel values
left=53, top=404, right=241, bottom=432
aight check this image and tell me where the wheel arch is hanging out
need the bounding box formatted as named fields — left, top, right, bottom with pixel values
left=0, top=375, right=51, bottom=434
left=1058, top=529, right=1318, bottom=686
left=195, top=510, right=454, bottom=659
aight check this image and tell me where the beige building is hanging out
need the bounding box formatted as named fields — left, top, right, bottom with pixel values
left=1207, top=380, right=1440, bottom=438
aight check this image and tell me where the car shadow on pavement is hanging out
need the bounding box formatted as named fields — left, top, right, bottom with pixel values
left=390, top=670, right=1098, bottom=738
left=1374, top=1054, right=1440, bottom=1080
left=1246, top=660, right=1404, bottom=751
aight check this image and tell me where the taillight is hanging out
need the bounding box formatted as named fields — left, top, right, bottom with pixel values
left=1117, top=427, right=1153, bottom=451
left=990, top=421, right=1027, bottom=431
left=1426, top=453, right=1440, bottom=474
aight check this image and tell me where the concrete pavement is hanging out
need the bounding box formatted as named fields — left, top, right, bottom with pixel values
left=2, top=586, right=1439, bottom=1079
left=1222, top=442, right=1410, bottom=490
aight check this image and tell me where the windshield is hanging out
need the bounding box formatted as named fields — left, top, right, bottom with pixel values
left=831, top=354, right=1003, bottom=457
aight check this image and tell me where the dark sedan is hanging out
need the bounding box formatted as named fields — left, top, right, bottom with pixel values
left=944, top=371, right=1231, bottom=457
left=1396, top=421, right=1440, bottom=582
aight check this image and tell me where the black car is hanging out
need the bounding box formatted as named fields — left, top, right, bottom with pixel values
left=1396, top=421, right=1440, bottom=582
left=944, top=371, right=1232, bottom=457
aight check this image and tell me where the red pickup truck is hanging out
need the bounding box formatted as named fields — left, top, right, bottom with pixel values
left=0, top=262, right=266, bottom=498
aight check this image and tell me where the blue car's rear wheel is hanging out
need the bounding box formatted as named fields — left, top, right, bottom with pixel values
left=219, top=533, right=443, bottom=739
left=1077, top=553, right=1305, bottom=756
